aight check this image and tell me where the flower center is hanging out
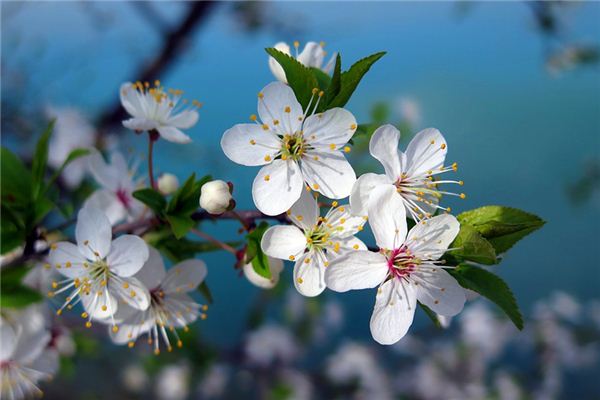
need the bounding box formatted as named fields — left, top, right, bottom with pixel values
left=281, top=132, right=307, bottom=161
left=305, top=221, right=332, bottom=252
left=116, top=188, right=131, bottom=208
left=385, top=246, right=419, bottom=279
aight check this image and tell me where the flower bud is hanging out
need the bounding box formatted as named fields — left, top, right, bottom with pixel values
left=243, top=257, right=284, bottom=289
left=199, top=180, right=233, bottom=215
left=157, top=173, right=179, bottom=195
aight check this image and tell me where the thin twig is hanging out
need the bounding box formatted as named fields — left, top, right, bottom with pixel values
left=190, top=228, right=237, bottom=255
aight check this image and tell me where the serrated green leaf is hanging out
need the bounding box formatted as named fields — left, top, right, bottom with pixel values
left=133, top=188, right=166, bottom=215
left=448, top=224, right=497, bottom=265
left=328, top=51, right=386, bottom=108
left=46, top=148, right=91, bottom=190
left=245, top=222, right=271, bottom=279
left=198, top=281, right=213, bottom=304
left=325, top=53, right=342, bottom=105
left=449, top=264, right=523, bottom=330
left=1, top=147, right=32, bottom=206
left=457, top=206, right=545, bottom=254
left=31, top=120, right=55, bottom=199
left=166, top=214, right=195, bottom=239
left=265, top=48, right=319, bottom=111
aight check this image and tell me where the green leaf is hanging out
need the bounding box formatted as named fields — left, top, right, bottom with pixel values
left=1, top=147, right=32, bottom=206
left=46, top=148, right=91, bottom=190
left=325, top=53, right=342, bottom=105
left=448, top=224, right=497, bottom=265
left=1, top=205, right=25, bottom=254
left=31, top=120, right=55, bottom=199
left=327, top=51, right=386, bottom=108
left=419, top=302, right=442, bottom=329
left=152, top=233, right=241, bottom=262
left=33, top=195, right=55, bottom=224
left=245, top=222, right=271, bottom=279
left=166, top=214, right=195, bottom=239
left=167, top=174, right=211, bottom=216
left=0, top=285, right=43, bottom=308
left=198, top=281, right=213, bottom=304
left=457, top=206, right=545, bottom=254
left=311, top=67, right=331, bottom=93
left=133, top=188, right=166, bottom=215
left=265, top=47, right=319, bottom=110
left=449, top=264, right=523, bottom=330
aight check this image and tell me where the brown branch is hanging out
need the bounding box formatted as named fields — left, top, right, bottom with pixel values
left=97, top=1, right=217, bottom=134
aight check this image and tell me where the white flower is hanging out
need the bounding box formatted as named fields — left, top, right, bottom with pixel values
left=269, top=41, right=336, bottom=83
left=243, top=257, right=284, bottom=289
left=47, top=207, right=150, bottom=330
left=121, top=364, right=148, bottom=394
left=84, top=151, right=145, bottom=225
left=350, top=124, right=464, bottom=220
left=0, top=305, right=59, bottom=400
left=261, top=188, right=366, bottom=297
left=221, top=82, right=357, bottom=216
left=157, top=173, right=180, bottom=195
left=109, top=247, right=208, bottom=354
left=245, top=324, right=299, bottom=367
left=325, top=185, right=465, bottom=344
left=199, top=180, right=232, bottom=215
left=46, top=106, right=95, bottom=188
left=198, top=364, right=229, bottom=399
left=120, top=81, right=200, bottom=144
left=155, top=363, right=190, bottom=400
left=396, top=97, right=421, bottom=127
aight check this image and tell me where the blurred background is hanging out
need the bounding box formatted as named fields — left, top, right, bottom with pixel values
left=2, top=1, right=600, bottom=399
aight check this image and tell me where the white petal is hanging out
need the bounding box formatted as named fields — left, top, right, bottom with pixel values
left=81, top=290, right=119, bottom=320
left=252, top=159, right=304, bottom=216
left=83, top=189, right=126, bottom=226
left=107, top=235, right=149, bottom=277
left=157, top=126, right=192, bottom=144
left=289, top=186, right=319, bottom=230
left=162, top=259, right=208, bottom=294
left=48, top=242, right=88, bottom=279
left=415, top=268, right=465, bottom=316
left=165, top=293, right=201, bottom=327
left=303, top=108, right=357, bottom=149
left=370, top=279, right=416, bottom=345
left=406, top=214, right=460, bottom=260
left=333, top=236, right=368, bottom=257
left=297, top=41, right=326, bottom=68
left=369, top=124, right=403, bottom=180
left=133, top=247, right=166, bottom=290
left=87, top=151, right=119, bottom=191
left=325, top=251, right=388, bottom=292
left=257, top=82, right=303, bottom=134
left=325, top=204, right=366, bottom=238
left=123, top=117, right=157, bottom=131
left=243, top=257, right=284, bottom=289
left=301, top=150, right=356, bottom=199
left=404, top=128, right=447, bottom=178
left=120, top=83, right=144, bottom=118
left=76, top=207, right=112, bottom=260
left=221, top=123, right=281, bottom=166
left=167, top=110, right=199, bottom=129
left=32, top=349, right=59, bottom=377
left=269, top=42, right=290, bottom=83
left=114, top=276, right=150, bottom=311
left=293, top=251, right=326, bottom=297
left=367, top=185, right=407, bottom=250
left=349, top=173, right=391, bottom=217
left=260, top=225, right=306, bottom=260
left=0, top=319, right=17, bottom=361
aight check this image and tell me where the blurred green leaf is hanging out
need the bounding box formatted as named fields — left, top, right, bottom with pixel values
left=31, top=120, right=55, bottom=199
left=198, top=281, right=213, bottom=304
left=246, top=221, right=271, bottom=279
left=166, top=214, right=195, bottom=239
left=0, top=267, right=43, bottom=308
left=447, top=224, right=497, bottom=265
left=327, top=51, right=386, bottom=108
left=457, top=206, right=545, bottom=254
left=45, top=148, right=91, bottom=190
left=450, top=264, right=523, bottom=330
left=265, top=47, right=319, bottom=111
left=1, top=147, right=33, bottom=206
left=133, top=188, right=166, bottom=215
left=1, top=205, right=25, bottom=254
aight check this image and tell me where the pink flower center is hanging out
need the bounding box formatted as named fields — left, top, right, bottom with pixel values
left=386, top=246, right=416, bottom=279
left=116, top=188, right=131, bottom=208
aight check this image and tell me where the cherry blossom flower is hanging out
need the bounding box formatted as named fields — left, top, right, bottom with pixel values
left=350, top=124, right=464, bottom=220
left=84, top=151, right=145, bottom=225
left=47, top=207, right=150, bottom=331
left=46, top=106, right=95, bottom=188
left=120, top=81, right=200, bottom=144
left=199, top=180, right=232, bottom=215
left=0, top=305, right=59, bottom=400
left=245, top=324, right=299, bottom=367
left=326, top=185, right=465, bottom=344
left=261, top=188, right=366, bottom=297
left=109, top=247, right=208, bottom=354
left=269, top=41, right=336, bottom=83
left=221, top=82, right=357, bottom=215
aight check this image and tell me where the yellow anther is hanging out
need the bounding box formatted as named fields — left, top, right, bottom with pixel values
left=177, top=340, right=183, bottom=348
left=154, top=80, right=160, bottom=87
left=250, top=114, right=257, bottom=121
left=264, top=155, right=272, bottom=162
left=128, top=342, right=135, bottom=348
left=93, top=251, right=100, bottom=257
left=144, top=81, right=150, bottom=88
left=258, top=92, right=264, bottom=99
left=297, top=277, right=303, bottom=284
left=312, top=88, right=319, bottom=94
left=47, top=291, right=54, bottom=298
left=320, top=41, right=326, bottom=47
left=324, top=261, right=329, bottom=267
left=101, top=305, right=107, bottom=311
left=154, top=349, right=160, bottom=356
left=85, top=321, right=92, bottom=328
left=289, top=255, right=295, bottom=261
left=201, top=313, right=208, bottom=320
left=340, top=218, right=346, bottom=224
left=344, top=146, right=351, bottom=153
left=56, top=309, right=62, bottom=316
left=304, top=258, right=310, bottom=264
left=282, top=154, right=288, bottom=160
left=273, top=119, right=280, bottom=126
left=452, top=162, right=458, bottom=171
left=81, top=312, right=88, bottom=318
left=44, top=263, right=51, bottom=270
left=130, top=290, right=136, bottom=297
left=112, top=326, right=119, bottom=333
left=430, top=139, right=435, bottom=145
left=332, top=201, right=338, bottom=207
left=250, top=139, right=256, bottom=145
left=329, top=143, right=336, bottom=150
left=460, top=193, right=466, bottom=199
left=441, top=143, right=446, bottom=150
left=123, top=282, right=129, bottom=289
left=51, top=281, right=58, bottom=289
left=459, top=180, right=464, bottom=186
left=264, top=175, right=270, bottom=182
left=50, top=244, right=57, bottom=250
left=284, top=106, right=291, bottom=113
left=313, top=156, right=319, bottom=161
left=353, top=244, right=359, bottom=250
left=293, top=40, right=300, bottom=48
left=350, top=124, right=357, bottom=130
left=296, top=215, right=303, bottom=221
left=333, top=242, right=341, bottom=253
left=313, top=184, right=320, bottom=190
left=446, top=207, right=452, bottom=212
